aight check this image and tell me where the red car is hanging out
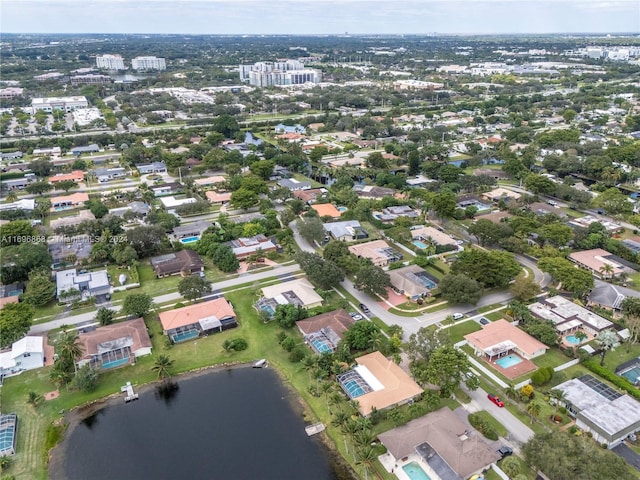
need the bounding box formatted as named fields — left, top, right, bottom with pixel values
left=488, top=393, right=504, bottom=407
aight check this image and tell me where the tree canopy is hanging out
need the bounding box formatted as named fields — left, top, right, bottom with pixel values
left=0, top=302, right=34, bottom=348
left=438, top=274, right=484, bottom=305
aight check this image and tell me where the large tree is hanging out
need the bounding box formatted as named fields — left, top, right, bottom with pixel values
left=510, top=276, right=541, bottom=302
left=523, top=431, right=634, bottom=479
left=178, top=275, right=210, bottom=302
left=593, top=187, right=634, bottom=216
left=621, top=297, right=640, bottom=351
left=0, top=220, right=36, bottom=247
left=431, top=191, right=457, bottom=219
left=405, top=326, right=449, bottom=364
left=25, top=181, right=53, bottom=195
left=416, top=345, right=478, bottom=396
left=121, top=293, right=154, bottom=318
left=230, top=188, right=259, bottom=210
left=212, top=244, right=240, bottom=273
left=450, top=249, right=521, bottom=288
left=538, top=257, right=594, bottom=298
left=22, top=272, right=56, bottom=306
left=524, top=174, right=556, bottom=195
left=468, top=219, right=513, bottom=247
left=296, top=252, right=344, bottom=290
left=353, top=265, right=391, bottom=298
left=343, top=321, right=379, bottom=351
left=126, top=225, right=166, bottom=258
left=438, top=274, right=483, bottom=304
left=55, top=179, right=80, bottom=193
left=1, top=242, right=52, bottom=284
left=297, top=217, right=326, bottom=244
left=0, top=302, right=34, bottom=348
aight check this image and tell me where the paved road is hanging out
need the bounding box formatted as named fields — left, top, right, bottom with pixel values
left=463, top=385, right=535, bottom=445
left=29, top=263, right=301, bottom=334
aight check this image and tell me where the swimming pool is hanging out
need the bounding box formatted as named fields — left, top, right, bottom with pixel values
left=412, top=240, right=428, bottom=249
left=54, top=206, right=72, bottom=211
left=402, top=462, right=431, bottom=480
left=180, top=236, right=200, bottom=244
left=565, top=334, right=583, bottom=345
left=311, top=337, right=333, bottom=353
left=341, top=379, right=367, bottom=398
left=172, top=330, right=199, bottom=343
left=620, top=365, right=640, bottom=385
left=495, top=354, right=523, bottom=369
left=102, top=357, right=130, bottom=369
left=259, top=304, right=275, bottom=316
left=337, top=206, right=348, bottom=213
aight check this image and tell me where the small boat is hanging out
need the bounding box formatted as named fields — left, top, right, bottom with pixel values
left=253, top=359, right=268, bottom=368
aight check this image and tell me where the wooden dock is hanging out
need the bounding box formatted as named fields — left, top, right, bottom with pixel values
left=121, top=381, right=139, bottom=403
left=305, top=423, right=325, bottom=436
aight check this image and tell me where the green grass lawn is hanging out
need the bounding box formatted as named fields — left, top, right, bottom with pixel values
left=532, top=348, right=573, bottom=370
left=496, top=455, right=537, bottom=480
left=472, top=410, right=508, bottom=437
left=445, top=320, right=482, bottom=343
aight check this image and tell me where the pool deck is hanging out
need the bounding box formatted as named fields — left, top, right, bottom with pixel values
left=378, top=451, right=442, bottom=480
left=483, top=355, right=537, bottom=380
left=561, top=331, right=592, bottom=349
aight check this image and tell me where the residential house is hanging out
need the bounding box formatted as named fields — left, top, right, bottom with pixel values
left=228, top=213, right=265, bottom=224
left=205, top=191, right=232, bottom=204
left=151, top=182, right=182, bottom=196
left=293, top=188, right=325, bottom=204
left=482, top=187, right=521, bottom=203
left=465, top=319, right=549, bottom=361
left=587, top=279, right=640, bottom=317
left=50, top=192, right=89, bottom=211
left=389, top=265, right=438, bottom=300
left=410, top=226, right=457, bottom=247
left=353, top=184, right=398, bottom=200
left=275, top=123, right=306, bottom=134
left=71, top=144, right=100, bottom=155
left=1, top=176, right=36, bottom=191
left=171, top=221, right=212, bottom=243
left=0, top=199, right=35, bottom=211
left=49, top=209, right=96, bottom=230
left=94, top=167, right=126, bottom=183
left=476, top=210, right=513, bottom=223
left=456, top=195, right=493, bottom=212
left=296, top=309, right=356, bottom=354
left=48, top=170, right=85, bottom=185
left=473, top=168, right=510, bottom=180
left=311, top=203, right=342, bottom=219
left=375, top=205, right=419, bottom=222
left=529, top=295, right=613, bottom=336
left=278, top=178, right=312, bottom=191
left=0, top=336, right=48, bottom=378
left=159, top=298, right=237, bottom=343
left=55, top=268, right=110, bottom=302
left=555, top=375, right=640, bottom=448
left=150, top=250, right=205, bottom=278
left=569, top=249, right=636, bottom=279
left=107, top=201, right=150, bottom=219
left=195, top=176, right=226, bottom=188
left=49, top=235, right=93, bottom=266
left=527, top=202, right=567, bottom=218
left=406, top=175, right=436, bottom=187
left=348, top=240, right=403, bottom=267
left=228, top=235, right=277, bottom=260
left=378, top=408, right=500, bottom=480
left=160, top=196, right=196, bottom=209
left=76, top=318, right=152, bottom=370
left=136, top=162, right=167, bottom=174
left=569, top=216, right=623, bottom=233
left=337, top=351, right=422, bottom=416
left=324, top=220, right=369, bottom=242
left=258, top=278, right=323, bottom=315
left=0, top=151, right=23, bottom=160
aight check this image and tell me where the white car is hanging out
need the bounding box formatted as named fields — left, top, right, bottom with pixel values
left=452, top=313, right=464, bottom=320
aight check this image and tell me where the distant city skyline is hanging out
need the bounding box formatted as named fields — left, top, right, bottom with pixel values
left=2, top=0, right=639, bottom=35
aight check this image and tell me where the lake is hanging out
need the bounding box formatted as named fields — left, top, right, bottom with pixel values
left=58, top=367, right=342, bottom=480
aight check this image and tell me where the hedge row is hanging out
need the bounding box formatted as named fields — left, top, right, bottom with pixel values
left=582, top=360, right=640, bottom=401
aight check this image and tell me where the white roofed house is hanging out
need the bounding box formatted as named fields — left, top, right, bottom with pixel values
left=257, top=278, right=323, bottom=316
left=55, top=269, right=111, bottom=303
left=0, top=336, right=47, bottom=378
left=528, top=295, right=613, bottom=336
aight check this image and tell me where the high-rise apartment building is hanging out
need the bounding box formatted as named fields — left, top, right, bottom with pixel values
left=240, top=59, right=321, bottom=86
left=131, top=56, right=167, bottom=71
left=96, top=54, right=126, bottom=70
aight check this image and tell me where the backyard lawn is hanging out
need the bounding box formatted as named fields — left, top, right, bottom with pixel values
left=445, top=320, right=482, bottom=343
left=531, top=348, right=573, bottom=370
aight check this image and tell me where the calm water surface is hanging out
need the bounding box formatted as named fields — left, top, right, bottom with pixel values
left=62, top=367, right=340, bottom=480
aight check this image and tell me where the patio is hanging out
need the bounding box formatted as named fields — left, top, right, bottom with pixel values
left=377, top=287, right=408, bottom=310
left=485, top=354, right=538, bottom=380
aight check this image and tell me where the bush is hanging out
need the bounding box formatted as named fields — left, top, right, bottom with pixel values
left=289, top=347, right=306, bottom=363
left=222, top=337, right=248, bottom=352
left=468, top=413, right=499, bottom=441
left=281, top=336, right=296, bottom=352
left=582, top=360, right=640, bottom=401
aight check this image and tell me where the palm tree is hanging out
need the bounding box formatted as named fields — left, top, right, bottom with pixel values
left=301, top=355, right=317, bottom=381
left=353, top=429, right=375, bottom=448
left=527, top=402, right=541, bottom=424
left=574, top=330, right=588, bottom=344
left=331, top=411, right=351, bottom=429
left=595, top=329, right=618, bottom=366
left=355, top=446, right=378, bottom=480
left=548, top=389, right=566, bottom=413
left=6, top=190, right=17, bottom=202
left=57, top=332, right=83, bottom=374
left=504, top=384, right=519, bottom=401
left=27, top=391, right=43, bottom=409
left=599, top=264, right=614, bottom=279
left=152, top=354, right=174, bottom=380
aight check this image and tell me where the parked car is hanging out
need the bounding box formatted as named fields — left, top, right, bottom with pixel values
left=452, top=313, right=464, bottom=320
left=497, top=446, right=513, bottom=458
left=359, top=303, right=370, bottom=313
left=487, top=393, right=504, bottom=407
left=547, top=200, right=558, bottom=206
left=479, top=317, right=490, bottom=325
left=349, top=312, right=363, bottom=321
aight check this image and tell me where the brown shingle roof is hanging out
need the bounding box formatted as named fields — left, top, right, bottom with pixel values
left=159, top=297, right=235, bottom=331
left=150, top=250, right=204, bottom=276
left=296, top=309, right=355, bottom=337
left=78, top=318, right=151, bottom=361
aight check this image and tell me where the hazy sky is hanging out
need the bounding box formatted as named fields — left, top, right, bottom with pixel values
left=2, top=0, right=639, bottom=35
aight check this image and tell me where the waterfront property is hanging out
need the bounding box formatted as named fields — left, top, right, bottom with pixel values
left=554, top=375, right=640, bottom=448
left=338, top=351, right=422, bottom=416
left=159, top=298, right=237, bottom=343
left=528, top=295, right=613, bottom=336
left=378, top=407, right=500, bottom=480
left=259, top=278, right=323, bottom=313
left=55, top=268, right=111, bottom=302
left=388, top=265, right=438, bottom=300
left=150, top=250, right=205, bottom=278
left=0, top=413, right=17, bottom=456
left=464, top=319, right=547, bottom=378
left=76, top=318, right=152, bottom=370
left=296, top=309, right=355, bottom=354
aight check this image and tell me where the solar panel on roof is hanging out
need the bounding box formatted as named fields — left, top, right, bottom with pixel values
left=578, top=374, right=622, bottom=401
